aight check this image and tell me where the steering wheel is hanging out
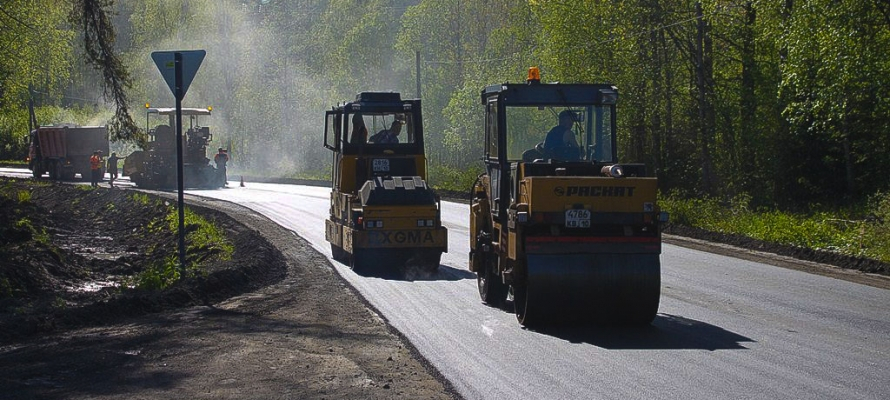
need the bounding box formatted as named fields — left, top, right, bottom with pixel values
left=536, top=142, right=580, bottom=161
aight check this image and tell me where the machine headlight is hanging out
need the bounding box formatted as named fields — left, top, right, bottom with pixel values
left=658, top=212, right=670, bottom=223
left=364, top=220, right=383, bottom=229
left=426, top=219, right=434, bottom=227
left=517, top=212, right=529, bottom=223
left=417, top=219, right=425, bottom=227
left=601, top=165, right=624, bottom=178
left=600, top=88, right=618, bottom=104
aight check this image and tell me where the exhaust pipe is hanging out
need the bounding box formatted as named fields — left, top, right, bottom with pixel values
left=601, top=165, right=624, bottom=178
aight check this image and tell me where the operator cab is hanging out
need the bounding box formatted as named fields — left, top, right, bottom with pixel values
left=324, top=92, right=424, bottom=157
left=481, top=68, right=635, bottom=221
left=146, top=107, right=212, bottom=143
left=482, top=71, right=618, bottom=165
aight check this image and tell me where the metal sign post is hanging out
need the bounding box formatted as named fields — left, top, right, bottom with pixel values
left=152, top=50, right=205, bottom=274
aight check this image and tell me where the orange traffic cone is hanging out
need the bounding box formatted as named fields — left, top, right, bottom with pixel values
left=240, top=175, right=245, bottom=187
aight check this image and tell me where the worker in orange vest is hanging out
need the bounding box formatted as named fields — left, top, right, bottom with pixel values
left=89, top=150, right=102, bottom=187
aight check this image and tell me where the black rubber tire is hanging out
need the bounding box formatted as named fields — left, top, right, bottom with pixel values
left=48, top=161, right=60, bottom=180
left=423, top=250, right=442, bottom=273
left=330, top=244, right=347, bottom=263
left=477, top=256, right=508, bottom=306
left=130, top=173, right=144, bottom=188
left=513, top=282, right=532, bottom=326
left=349, top=249, right=366, bottom=273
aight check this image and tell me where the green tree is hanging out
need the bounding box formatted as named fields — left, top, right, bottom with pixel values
left=774, top=0, right=890, bottom=204
left=0, top=0, right=74, bottom=158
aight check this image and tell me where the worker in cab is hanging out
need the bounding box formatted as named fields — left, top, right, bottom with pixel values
left=369, top=120, right=402, bottom=144
left=543, top=110, right=580, bottom=160
left=89, top=150, right=103, bottom=187
left=350, top=113, right=369, bottom=144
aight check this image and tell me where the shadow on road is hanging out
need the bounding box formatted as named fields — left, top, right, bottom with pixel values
left=354, top=264, right=477, bottom=282
left=525, top=313, right=754, bottom=350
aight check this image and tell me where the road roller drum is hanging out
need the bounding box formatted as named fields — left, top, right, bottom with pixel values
left=514, top=254, right=661, bottom=326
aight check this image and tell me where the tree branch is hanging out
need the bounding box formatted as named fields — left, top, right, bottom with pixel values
left=69, top=0, right=143, bottom=144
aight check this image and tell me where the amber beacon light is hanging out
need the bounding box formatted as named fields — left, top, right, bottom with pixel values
left=527, top=66, right=541, bottom=83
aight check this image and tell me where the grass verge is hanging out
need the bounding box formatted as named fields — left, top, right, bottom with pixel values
left=134, top=206, right=234, bottom=290
left=660, top=191, right=890, bottom=263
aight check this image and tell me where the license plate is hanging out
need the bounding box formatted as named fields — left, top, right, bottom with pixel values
left=565, top=209, right=591, bottom=228
left=372, top=159, right=390, bottom=172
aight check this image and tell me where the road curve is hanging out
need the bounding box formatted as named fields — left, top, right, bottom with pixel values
left=178, top=182, right=889, bottom=400
left=1, top=169, right=886, bottom=399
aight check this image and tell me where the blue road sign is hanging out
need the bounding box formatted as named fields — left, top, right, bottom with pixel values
left=152, top=50, right=205, bottom=99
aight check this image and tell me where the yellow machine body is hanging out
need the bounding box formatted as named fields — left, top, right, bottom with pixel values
left=324, top=92, right=447, bottom=272
left=470, top=78, right=666, bottom=326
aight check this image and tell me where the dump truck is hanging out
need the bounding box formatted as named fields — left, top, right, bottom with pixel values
left=324, top=92, right=447, bottom=273
left=469, top=68, right=669, bottom=326
left=123, top=107, right=223, bottom=189
left=27, top=125, right=109, bottom=181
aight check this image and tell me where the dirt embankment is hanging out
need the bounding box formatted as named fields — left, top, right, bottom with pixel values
left=0, top=177, right=284, bottom=343
left=0, top=177, right=456, bottom=399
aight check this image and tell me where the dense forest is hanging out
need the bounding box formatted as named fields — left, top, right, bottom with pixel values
left=1, top=0, right=888, bottom=209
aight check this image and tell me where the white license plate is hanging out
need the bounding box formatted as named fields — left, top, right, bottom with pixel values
left=372, top=159, right=390, bottom=172
left=565, top=209, right=591, bottom=228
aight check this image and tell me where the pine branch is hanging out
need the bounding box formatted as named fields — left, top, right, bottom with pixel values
left=69, top=0, right=143, bottom=144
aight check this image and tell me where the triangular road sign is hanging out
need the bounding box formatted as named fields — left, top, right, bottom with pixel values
left=152, top=50, right=206, bottom=100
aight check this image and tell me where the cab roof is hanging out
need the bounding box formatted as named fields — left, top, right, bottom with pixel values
left=147, top=108, right=212, bottom=116
left=481, top=82, right=618, bottom=106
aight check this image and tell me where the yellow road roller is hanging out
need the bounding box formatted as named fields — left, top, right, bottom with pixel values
left=324, top=92, right=447, bottom=273
left=469, top=68, right=668, bottom=326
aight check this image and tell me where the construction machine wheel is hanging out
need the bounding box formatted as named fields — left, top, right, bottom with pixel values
left=407, top=249, right=441, bottom=273
left=349, top=248, right=398, bottom=274
left=514, top=254, right=661, bottom=326
left=330, top=244, right=348, bottom=263
left=129, top=172, right=145, bottom=188
left=48, top=161, right=61, bottom=181
left=477, top=254, right=508, bottom=306
left=349, top=249, right=369, bottom=273
left=61, top=168, right=75, bottom=181
left=512, top=282, right=533, bottom=326
left=427, top=251, right=442, bottom=272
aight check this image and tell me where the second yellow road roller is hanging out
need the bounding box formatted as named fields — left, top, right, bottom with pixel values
left=469, top=68, right=669, bottom=326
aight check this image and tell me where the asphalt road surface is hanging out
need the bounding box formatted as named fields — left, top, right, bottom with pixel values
left=189, top=182, right=888, bottom=400
left=4, top=169, right=888, bottom=399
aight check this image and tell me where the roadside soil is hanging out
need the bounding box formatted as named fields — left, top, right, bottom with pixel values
left=0, top=177, right=457, bottom=399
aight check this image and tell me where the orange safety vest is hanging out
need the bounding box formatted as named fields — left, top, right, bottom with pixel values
left=90, top=155, right=101, bottom=170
